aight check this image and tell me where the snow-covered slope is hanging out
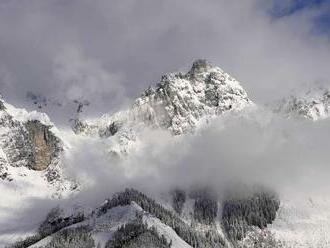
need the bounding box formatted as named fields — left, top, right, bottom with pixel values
left=20, top=192, right=330, bottom=248
left=10, top=186, right=284, bottom=248
left=30, top=202, right=192, bottom=248
left=29, top=203, right=147, bottom=248
left=275, top=85, right=330, bottom=120
left=73, top=59, right=252, bottom=155
left=0, top=97, right=77, bottom=242
left=88, top=202, right=191, bottom=248
left=0, top=96, right=76, bottom=190
left=270, top=196, right=330, bottom=248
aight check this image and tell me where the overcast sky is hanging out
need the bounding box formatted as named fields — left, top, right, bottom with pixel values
left=2, top=1, right=330, bottom=241
left=0, top=0, right=330, bottom=125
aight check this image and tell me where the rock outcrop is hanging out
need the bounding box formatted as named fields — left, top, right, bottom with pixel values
left=25, top=120, right=61, bottom=171
left=0, top=97, right=65, bottom=187
left=76, top=59, right=252, bottom=136
left=0, top=100, right=61, bottom=172
left=72, top=60, right=252, bottom=155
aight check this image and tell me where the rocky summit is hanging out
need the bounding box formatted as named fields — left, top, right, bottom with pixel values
left=75, top=60, right=252, bottom=136
left=72, top=60, right=252, bottom=156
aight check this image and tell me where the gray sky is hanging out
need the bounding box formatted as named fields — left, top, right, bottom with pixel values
left=2, top=1, right=330, bottom=239
left=0, top=0, right=330, bottom=125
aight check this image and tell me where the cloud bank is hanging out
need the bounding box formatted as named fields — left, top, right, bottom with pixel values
left=0, top=0, right=329, bottom=125
left=63, top=108, right=330, bottom=205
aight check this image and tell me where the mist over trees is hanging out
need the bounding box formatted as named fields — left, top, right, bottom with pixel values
left=100, top=188, right=226, bottom=248
left=38, top=206, right=85, bottom=237
left=105, top=214, right=171, bottom=248
left=222, top=189, right=280, bottom=240
left=191, top=188, right=218, bottom=224
left=8, top=206, right=85, bottom=248
left=171, top=188, right=186, bottom=215
left=8, top=187, right=281, bottom=248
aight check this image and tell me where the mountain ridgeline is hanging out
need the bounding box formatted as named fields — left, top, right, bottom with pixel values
left=74, top=59, right=252, bottom=137
left=71, top=59, right=253, bottom=157
left=10, top=187, right=280, bottom=248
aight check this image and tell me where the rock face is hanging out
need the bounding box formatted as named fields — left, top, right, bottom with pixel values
left=134, top=59, right=251, bottom=134
left=0, top=97, right=77, bottom=219
left=0, top=103, right=61, bottom=172
left=25, top=120, right=60, bottom=171
left=77, top=59, right=252, bottom=136
left=0, top=98, right=63, bottom=182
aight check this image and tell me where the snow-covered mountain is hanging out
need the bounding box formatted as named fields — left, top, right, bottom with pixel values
left=275, top=84, right=330, bottom=120
left=3, top=60, right=330, bottom=248
left=23, top=190, right=196, bottom=248
left=0, top=60, right=253, bottom=190
left=10, top=188, right=280, bottom=248
left=0, top=97, right=76, bottom=221
left=72, top=59, right=252, bottom=156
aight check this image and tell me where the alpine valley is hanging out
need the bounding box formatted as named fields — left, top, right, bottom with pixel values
left=1, top=60, right=330, bottom=248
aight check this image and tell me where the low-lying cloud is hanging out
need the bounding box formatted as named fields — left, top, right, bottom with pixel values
left=64, top=108, right=330, bottom=205
left=2, top=107, right=330, bottom=242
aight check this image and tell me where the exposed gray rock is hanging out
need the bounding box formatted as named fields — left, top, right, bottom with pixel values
left=72, top=60, right=252, bottom=156
left=0, top=98, right=78, bottom=201
left=98, top=121, right=120, bottom=137
left=0, top=114, right=61, bottom=172
left=0, top=100, right=5, bottom=111
left=0, top=98, right=66, bottom=188
left=25, top=120, right=61, bottom=171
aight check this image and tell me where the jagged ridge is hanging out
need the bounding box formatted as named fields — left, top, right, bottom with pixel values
left=275, top=85, right=330, bottom=120
left=74, top=59, right=251, bottom=136
left=72, top=59, right=252, bottom=156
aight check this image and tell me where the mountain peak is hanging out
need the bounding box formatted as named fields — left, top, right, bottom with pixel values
left=73, top=61, right=252, bottom=155
left=189, top=59, right=214, bottom=75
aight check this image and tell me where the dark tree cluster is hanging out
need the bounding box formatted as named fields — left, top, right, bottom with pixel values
left=106, top=216, right=171, bottom=248
left=38, top=206, right=85, bottom=237
left=187, top=187, right=219, bottom=224
left=7, top=235, right=41, bottom=248
left=221, top=190, right=280, bottom=241
left=43, top=226, right=95, bottom=248
left=99, top=188, right=226, bottom=248
left=193, top=194, right=218, bottom=224
left=8, top=187, right=281, bottom=248
left=8, top=207, right=85, bottom=248
left=171, top=188, right=186, bottom=215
